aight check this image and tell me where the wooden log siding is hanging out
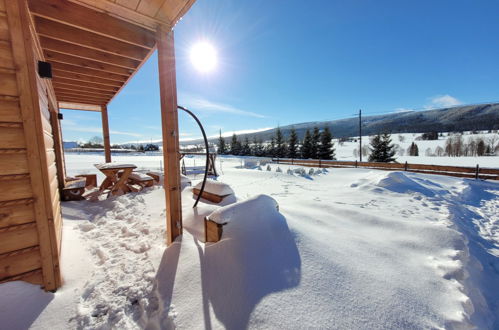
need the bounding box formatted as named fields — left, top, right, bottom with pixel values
left=272, top=158, right=499, bottom=180
left=1, top=0, right=62, bottom=291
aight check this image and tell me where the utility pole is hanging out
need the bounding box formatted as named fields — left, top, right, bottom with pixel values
left=359, top=109, right=362, bottom=162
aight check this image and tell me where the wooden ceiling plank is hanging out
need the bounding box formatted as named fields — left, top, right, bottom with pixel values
left=52, top=69, right=124, bottom=87
left=56, top=91, right=109, bottom=103
left=65, top=0, right=160, bottom=31
left=53, top=77, right=119, bottom=92
left=40, top=38, right=140, bottom=69
left=28, top=0, right=155, bottom=48
left=136, top=0, right=164, bottom=17
left=44, top=51, right=134, bottom=76
left=53, top=82, right=117, bottom=95
left=50, top=62, right=128, bottom=82
left=115, top=0, right=140, bottom=10
left=54, top=87, right=114, bottom=99
left=35, top=17, right=149, bottom=61
left=58, top=101, right=102, bottom=111
left=58, top=96, right=105, bottom=106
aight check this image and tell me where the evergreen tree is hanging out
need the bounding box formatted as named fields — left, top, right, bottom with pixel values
left=301, top=129, right=313, bottom=158
left=230, top=133, right=241, bottom=155
left=368, top=133, right=396, bottom=162
left=275, top=127, right=287, bottom=158
left=311, top=127, right=320, bottom=159
left=318, top=127, right=335, bottom=160
left=287, top=127, right=298, bottom=158
left=241, top=136, right=251, bottom=156
left=408, top=142, right=419, bottom=156
left=251, top=136, right=258, bottom=156
left=266, top=137, right=276, bottom=157
left=217, top=130, right=226, bottom=155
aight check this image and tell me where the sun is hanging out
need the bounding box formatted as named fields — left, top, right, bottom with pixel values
left=189, top=41, right=217, bottom=73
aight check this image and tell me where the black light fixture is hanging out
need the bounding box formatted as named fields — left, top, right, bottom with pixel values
left=38, top=61, right=52, bottom=78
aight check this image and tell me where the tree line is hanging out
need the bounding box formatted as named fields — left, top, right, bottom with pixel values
left=217, top=127, right=336, bottom=160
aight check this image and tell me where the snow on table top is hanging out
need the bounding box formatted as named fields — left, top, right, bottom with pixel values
left=194, top=179, right=234, bottom=196
left=207, top=194, right=278, bottom=224
left=94, top=163, right=137, bottom=170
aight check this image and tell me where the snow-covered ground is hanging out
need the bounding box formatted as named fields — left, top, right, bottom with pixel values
left=334, top=132, right=499, bottom=168
left=1, top=154, right=498, bottom=329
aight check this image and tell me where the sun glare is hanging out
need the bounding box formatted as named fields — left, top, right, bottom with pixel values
left=189, top=42, right=217, bottom=73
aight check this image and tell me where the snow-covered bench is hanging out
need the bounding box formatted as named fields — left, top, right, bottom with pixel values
left=192, top=179, right=234, bottom=203
left=204, top=194, right=279, bottom=242
left=128, top=172, right=155, bottom=188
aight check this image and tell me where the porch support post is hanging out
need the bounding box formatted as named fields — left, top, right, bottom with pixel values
left=101, top=105, right=111, bottom=163
left=157, top=26, right=182, bottom=245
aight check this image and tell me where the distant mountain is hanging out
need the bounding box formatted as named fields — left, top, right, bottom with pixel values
left=181, top=102, right=499, bottom=145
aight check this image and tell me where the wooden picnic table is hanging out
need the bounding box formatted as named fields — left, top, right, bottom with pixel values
left=95, top=163, right=137, bottom=197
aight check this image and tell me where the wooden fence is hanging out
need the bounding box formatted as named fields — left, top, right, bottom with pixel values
left=271, top=158, right=499, bottom=181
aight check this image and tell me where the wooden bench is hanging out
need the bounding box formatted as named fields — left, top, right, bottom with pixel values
left=193, top=188, right=231, bottom=203
left=75, top=174, right=97, bottom=188
left=146, top=171, right=161, bottom=183
left=204, top=217, right=227, bottom=242
left=128, top=172, right=155, bottom=188
left=62, top=178, right=86, bottom=201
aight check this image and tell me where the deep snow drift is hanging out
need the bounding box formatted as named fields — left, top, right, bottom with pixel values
left=0, top=155, right=498, bottom=329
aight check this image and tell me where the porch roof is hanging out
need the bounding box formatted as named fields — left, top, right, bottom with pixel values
left=28, top=0, right=195, bottom=111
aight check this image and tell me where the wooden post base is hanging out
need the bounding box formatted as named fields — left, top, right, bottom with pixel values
left=205, top=217, right=224, bottom=242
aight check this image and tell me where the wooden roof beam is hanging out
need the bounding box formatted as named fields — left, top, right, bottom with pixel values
left=52, top=82, right=117, bottom=95
left=55, top=93, right=111, bottom=104
left=58, top=102, right=102, bottom=112
left=54, top=85, right=115, bottom=98
left=51, top=69, right=124, bottom=88
left=34, top=17, right=150, bottom=61
left=28, top=0, right=156, bottom=49
left=40, top=38, right=140, bottom=69
left=58, top=96, right=106, bottom=106
left=44, top=51, right=134, bottom=76
left=50, top=62, right=128, bottom=82
left=53, top=77, right=119, bottom=93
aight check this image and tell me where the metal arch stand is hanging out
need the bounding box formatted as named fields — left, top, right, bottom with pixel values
left=178, top=105, right=209, bottom=208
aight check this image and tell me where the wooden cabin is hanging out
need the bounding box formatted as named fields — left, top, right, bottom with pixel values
left=0, top=0, right=195, bottom=291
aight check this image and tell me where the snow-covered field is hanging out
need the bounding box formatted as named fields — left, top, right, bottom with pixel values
left=1, top=154, right=498, bottom=329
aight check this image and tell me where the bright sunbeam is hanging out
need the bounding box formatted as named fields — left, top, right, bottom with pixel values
left=189, top=41, right=217, bottom=72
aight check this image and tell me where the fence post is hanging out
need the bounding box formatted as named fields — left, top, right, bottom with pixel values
left=355, top=160, right=358, bottom=168
left=291, top=158, right=294, bottom=165
left=277, top=158, right=279, bottom=164
left=404, top=161, right=408, bottom=171
left=475, top=164, right=479, bottom=180
left=319, top=159, right=322, bottom=168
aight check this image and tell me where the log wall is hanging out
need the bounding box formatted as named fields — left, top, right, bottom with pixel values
left=0, top=0, right=63, bottom=291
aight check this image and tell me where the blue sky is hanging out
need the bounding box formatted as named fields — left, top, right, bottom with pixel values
left=61, top=0, right=499, bottom=144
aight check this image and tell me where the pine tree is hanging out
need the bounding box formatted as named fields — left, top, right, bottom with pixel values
left=408, top=142, right=419, bottom=156
left=241, top=136, right=251, bottom=156
left=275, top=127, right=286, bottom=158
left=318, top=127, right=335, bottom=160
left=311, top=127, right=320, bottom=159
left=287, top=127, right=298, bottom=159
left=368, top=133, right=396, bottom=162
left=301, top=130, right=313, bottom=158
left=266, top=137, right=276, bottom=157
left=217, top=130, right=226, bottom=155
left=251, top=136, right=258, bottom=156
left=230, top=133, right=241, bottom=155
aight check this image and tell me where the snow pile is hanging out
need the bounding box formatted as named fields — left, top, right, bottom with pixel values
left=276, top=166, right=282, bottom=173
left=266, top=164, right=271, bottom=171
left=287, top=168, right=293, bottom=175
left=207, top=194, right=279, bottom=224
left=193, top=179, right=234, bottom=196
